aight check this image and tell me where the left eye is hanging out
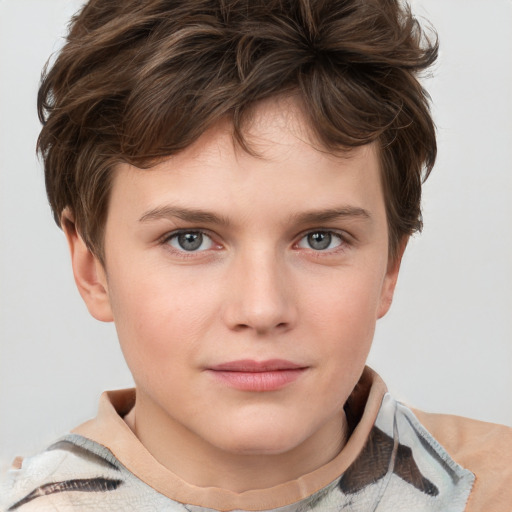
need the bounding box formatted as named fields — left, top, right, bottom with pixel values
left=167, top=231, right=214, bottom=252
left=297, top=231, right=343, bottom=251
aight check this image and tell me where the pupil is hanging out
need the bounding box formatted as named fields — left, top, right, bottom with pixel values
left=308, top=232, right=331, bottom=250
left=178, top=232, right=203, bottom=251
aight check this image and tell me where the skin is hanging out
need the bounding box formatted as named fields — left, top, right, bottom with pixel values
left=63, top=97, right=403, bottom=492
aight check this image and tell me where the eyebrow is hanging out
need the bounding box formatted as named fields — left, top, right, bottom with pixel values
left=139, top=206, right=230, bottom=226
left=139, top=205, right=371, bottom=226
left=291, top=207, right=371, bottom=225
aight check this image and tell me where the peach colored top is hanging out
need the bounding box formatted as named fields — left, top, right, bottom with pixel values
left=72, top=368, right=387, bottom=510
left=3, top=368, right=511, bottom=511
left=414, top=408, right=512, bottom=511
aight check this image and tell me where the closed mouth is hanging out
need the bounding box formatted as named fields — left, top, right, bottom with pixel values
left=208, top=359, right=306, bottom=372
left=206, top=359, right=308, bottom=391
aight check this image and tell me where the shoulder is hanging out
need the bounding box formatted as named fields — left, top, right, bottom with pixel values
left=0, top=435, right=174, bottom=511
left=412, top=408, right=512, bottom=511
left=1, top=436, right=123, bottom=511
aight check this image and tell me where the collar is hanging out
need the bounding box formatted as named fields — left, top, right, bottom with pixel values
left=72, top=366, right=387, bottom=510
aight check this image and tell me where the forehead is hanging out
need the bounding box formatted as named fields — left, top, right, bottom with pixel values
left=179, top=95, right=374, bottom=164
left=108, top=97, right=384, bottom=229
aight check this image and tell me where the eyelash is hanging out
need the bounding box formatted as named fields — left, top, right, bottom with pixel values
left=294, top=230, right=347, bottom=252
left=160, top=229, right=351, bottom=257
left=160, top=230, right=219, bottom=257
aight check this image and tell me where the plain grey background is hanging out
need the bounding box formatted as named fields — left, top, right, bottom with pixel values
left=1, top=0, right=511, bottom=472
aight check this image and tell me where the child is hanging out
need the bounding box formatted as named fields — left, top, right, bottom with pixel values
left=1, top=0, right=511, bottom=510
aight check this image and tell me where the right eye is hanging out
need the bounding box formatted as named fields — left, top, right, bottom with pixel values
left=296, top=230, right=344, bottom=251
left=166, top=231, right=215, bottom=252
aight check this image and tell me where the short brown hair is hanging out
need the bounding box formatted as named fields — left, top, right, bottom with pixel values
left=38, top=0, right=438, bottom=263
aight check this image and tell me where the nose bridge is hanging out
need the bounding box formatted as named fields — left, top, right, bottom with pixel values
left=224, top=245, right=295, bottom=334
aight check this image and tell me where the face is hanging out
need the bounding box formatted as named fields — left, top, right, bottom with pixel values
left=70, top=98, right=401, bottom=478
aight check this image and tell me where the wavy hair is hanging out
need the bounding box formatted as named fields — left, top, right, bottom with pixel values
left=38, top=0, right=438, bottom=263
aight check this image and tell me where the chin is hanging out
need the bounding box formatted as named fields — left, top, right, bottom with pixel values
left=212, top=424, right=306, bottom=456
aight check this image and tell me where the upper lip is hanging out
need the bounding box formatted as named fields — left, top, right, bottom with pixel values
left=208, top=359, right=306, bottom=372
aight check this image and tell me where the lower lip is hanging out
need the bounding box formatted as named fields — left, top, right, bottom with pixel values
left=209, top=369, right=306, bottom=391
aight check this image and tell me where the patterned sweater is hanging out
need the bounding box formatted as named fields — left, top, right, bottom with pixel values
left=2, top=369, right=511, bottom=511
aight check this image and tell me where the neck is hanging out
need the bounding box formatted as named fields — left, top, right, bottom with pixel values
left=126, top=392, right=348, bottom=492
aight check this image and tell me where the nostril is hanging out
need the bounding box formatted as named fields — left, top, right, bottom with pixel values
left=232, top=321, right=289, bottom=334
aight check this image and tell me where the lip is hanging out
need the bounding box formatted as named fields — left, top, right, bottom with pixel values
left=210, top=359, right=305, bottom=372
left=206, top=359, right=308, bottom=392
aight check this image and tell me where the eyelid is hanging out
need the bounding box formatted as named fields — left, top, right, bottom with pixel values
left=161, top=228, right=211, bottom=242
left=160, top=228, right=223, bottom=254
left=293, top=229, right=351, bottom=251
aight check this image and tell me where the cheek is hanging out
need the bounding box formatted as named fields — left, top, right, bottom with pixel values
left=299, top=265, right=386, bottom=370
left=107, top=267, right=220, bottom=372
left=302, top=266, right=385, bottom=328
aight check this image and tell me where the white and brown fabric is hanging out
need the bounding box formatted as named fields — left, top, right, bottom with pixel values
left=2, top=368, right=511, bottom=511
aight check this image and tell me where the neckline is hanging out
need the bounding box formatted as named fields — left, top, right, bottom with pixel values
left=73, top=366, right=386, bottom=511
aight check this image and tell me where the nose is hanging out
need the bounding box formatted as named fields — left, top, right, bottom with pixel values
left=222, top=249, right=297, bottom=335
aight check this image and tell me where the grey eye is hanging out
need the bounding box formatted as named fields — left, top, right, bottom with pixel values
left=308, top=232, right=332, bottom=250
left=168, top=232, right=213, bottom=252
left=297, top=231, right=343, bottom=251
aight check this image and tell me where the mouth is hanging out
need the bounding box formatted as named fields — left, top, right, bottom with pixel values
left=206, top=359, right=308, bottom=392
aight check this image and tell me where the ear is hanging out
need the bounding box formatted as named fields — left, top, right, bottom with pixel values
left=377, top=238, right=408, bottom=319
left=61, top=209, right=114, bottom=322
